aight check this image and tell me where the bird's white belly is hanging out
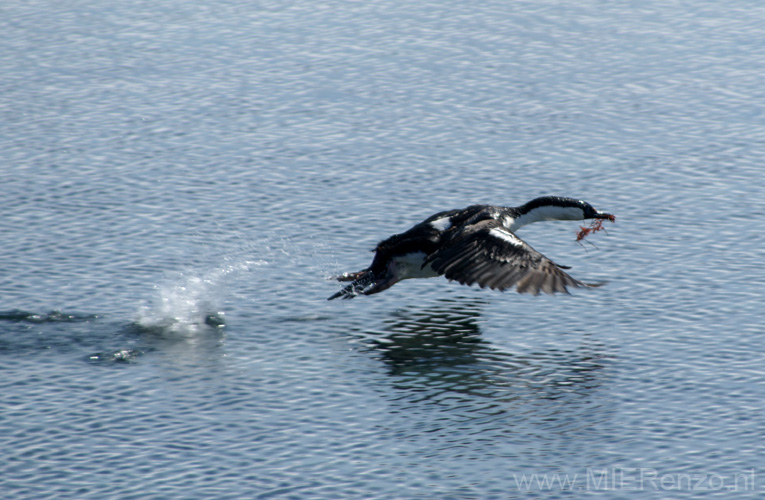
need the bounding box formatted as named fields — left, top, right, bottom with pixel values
left=391, top=252, right=439, bottom=280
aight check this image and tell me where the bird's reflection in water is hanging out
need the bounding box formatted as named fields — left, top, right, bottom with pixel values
left=369, top=296, right=488, bottom=376
left=358, top=296, right=611, bottom=408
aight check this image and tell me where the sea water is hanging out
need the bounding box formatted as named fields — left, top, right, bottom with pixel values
left=2, top=0, right=764, bottom=498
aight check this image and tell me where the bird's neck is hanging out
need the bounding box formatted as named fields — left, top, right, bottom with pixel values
left=504, top=205, right=584, bottom=232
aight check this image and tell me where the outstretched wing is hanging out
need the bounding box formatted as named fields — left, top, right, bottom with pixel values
left=425, top=219, right=594, bottom=295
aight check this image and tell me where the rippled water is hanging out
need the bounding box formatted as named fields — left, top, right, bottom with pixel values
left=2, top=0, right=764, bottom=498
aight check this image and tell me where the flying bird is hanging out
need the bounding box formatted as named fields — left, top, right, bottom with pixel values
left=329, top=196, right=614, bottom=300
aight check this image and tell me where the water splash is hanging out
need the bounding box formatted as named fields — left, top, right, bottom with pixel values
left=136, top=259, right=263, bottom=335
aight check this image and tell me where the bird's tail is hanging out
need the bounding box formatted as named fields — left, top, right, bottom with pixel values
left=327, top=269, right=398, bottom=300
left=333, top=270, right=367, bottom=282
left=328, top=270, right=375, bottom=300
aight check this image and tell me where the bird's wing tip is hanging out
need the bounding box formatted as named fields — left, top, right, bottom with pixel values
left=582, top=280, right=608, bottom=288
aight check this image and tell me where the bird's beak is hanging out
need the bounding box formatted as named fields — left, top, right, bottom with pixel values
left=594, top=211, right=615, bottom=222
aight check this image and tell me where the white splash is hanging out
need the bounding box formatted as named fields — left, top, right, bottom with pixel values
left=136, top=259, right=264, bottom=335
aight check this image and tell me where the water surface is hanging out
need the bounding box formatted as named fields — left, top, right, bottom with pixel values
left=2, top=0, right=764, bottom=498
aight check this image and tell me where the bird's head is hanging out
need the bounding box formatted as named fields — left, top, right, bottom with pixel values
left=517, top=196, right=615, bottom=225
left=578, top=200, right=615, bottom=222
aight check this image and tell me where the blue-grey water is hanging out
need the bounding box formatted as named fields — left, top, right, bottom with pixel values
left=2, top=0, right=764, bottom=498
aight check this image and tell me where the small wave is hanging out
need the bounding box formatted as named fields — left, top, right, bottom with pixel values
left=280, top=313, right=333, bottom=323
left=0, top=309, right=98, bottom=323
left=87, top=348, right=143, bottom=364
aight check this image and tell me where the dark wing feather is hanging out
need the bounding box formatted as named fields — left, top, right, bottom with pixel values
left=425, top=219, right=593, bottom=295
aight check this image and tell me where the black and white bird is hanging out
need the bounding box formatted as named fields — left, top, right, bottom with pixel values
left=328, top=196, right=614, bottom=300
